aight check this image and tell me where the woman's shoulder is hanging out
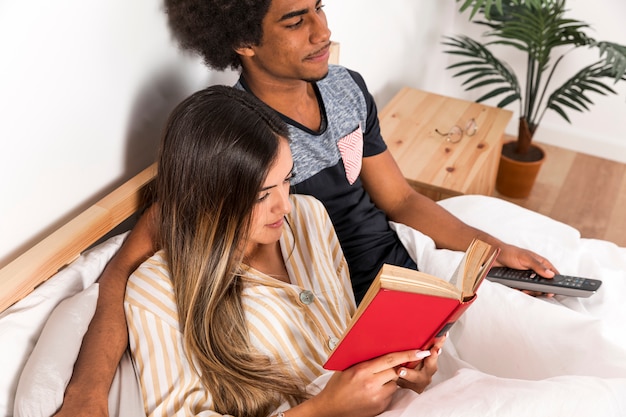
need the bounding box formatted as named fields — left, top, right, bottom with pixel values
left=131, top=250, right=171, bottom=281
left=128, top=251, right=175, bottom=300
left=289, top=194, right=327, bottom=216
left=288, top=194, right=333, bottom=234
left=126, top=250, right=179, bottom=325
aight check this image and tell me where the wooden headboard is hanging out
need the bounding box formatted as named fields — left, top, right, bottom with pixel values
left=0, top=42, right=341, bottom=314
left=0, top=163, right=156, bottom=313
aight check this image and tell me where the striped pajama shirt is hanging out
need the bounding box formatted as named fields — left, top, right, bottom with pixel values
left=125, top=194, right=356, bottom=417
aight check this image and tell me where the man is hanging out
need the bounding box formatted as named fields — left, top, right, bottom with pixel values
left=55, top=1, right=556, bottom=415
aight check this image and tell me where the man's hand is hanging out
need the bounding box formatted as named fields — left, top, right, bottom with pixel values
left=495, top=242, right=558, bottom=297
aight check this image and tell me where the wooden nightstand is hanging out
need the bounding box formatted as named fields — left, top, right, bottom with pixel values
left=379, top=87, right=512, bottom=201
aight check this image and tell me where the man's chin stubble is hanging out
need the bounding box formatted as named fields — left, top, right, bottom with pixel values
left=303, top=70, right=329, bottom=83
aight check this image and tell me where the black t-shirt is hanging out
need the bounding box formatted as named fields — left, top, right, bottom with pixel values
left=237, top=66, right=412, bottom=303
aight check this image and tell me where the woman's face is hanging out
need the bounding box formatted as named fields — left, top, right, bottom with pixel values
left=246, top=138, right=294, bottom=251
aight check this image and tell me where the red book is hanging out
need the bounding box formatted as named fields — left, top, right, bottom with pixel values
left=324, top=239, right=499, bottom=371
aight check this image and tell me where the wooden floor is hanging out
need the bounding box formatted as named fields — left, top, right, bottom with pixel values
left=492, top=143, right=626, bottom=247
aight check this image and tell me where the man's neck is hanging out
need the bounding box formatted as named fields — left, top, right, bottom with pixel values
left=240, top=72, right=322, bottom=132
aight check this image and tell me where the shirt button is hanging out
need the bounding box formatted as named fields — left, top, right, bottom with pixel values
left=328, top=336, right=340, bottom=350
left=299, top=290, right=315, bottom=305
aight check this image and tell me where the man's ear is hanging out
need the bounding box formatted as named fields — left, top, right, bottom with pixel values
left=234, top=45, right=255, bottom=58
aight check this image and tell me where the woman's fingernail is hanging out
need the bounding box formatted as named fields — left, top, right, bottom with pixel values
left=398, top=368, right=407, bottom=378
left=437, top=348, right=443, bottom=355
left=415, top=350, right=431, bottom=360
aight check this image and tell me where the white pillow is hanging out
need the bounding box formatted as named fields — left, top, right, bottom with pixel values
left=13, top=283, right=99, bottom=417
left=0, top=232, right=126, bottom=417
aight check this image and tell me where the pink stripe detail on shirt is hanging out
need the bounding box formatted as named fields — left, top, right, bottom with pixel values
left=337, top=124, right=363, bottom=185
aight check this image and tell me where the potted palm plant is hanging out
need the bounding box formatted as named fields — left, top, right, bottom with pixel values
left=442, top=0, right=626, bottom=197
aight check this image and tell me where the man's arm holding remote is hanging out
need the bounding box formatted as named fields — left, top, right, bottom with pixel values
left=360, top=149, right=558, bottom=279
left=53, top=206, right=158, bottom=417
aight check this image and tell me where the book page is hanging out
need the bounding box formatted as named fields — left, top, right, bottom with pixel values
left=448, top=239, right=498, bottom=300
left=353, top=264, right=460, bottom=328
left=448, top=251, right=466, bottom=292
left=379, top=264, right=460, bottom=299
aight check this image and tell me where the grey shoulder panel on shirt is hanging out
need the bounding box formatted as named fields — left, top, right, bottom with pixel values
left=289, top=65, right=367, bottom=185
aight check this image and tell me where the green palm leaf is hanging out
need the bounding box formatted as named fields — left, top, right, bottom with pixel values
left=455, top=0, right=546, bottom=20
left=479, top=1, right=592, bottom=67
left=594, top=41, right=626, bottom=82
left=543, top=62, right=619, bottom=124
left=443, top=35, right=521, bottom=108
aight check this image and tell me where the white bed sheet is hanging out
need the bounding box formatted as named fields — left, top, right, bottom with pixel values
left=386, top=195, right=626, bottom=415
left=4, top=195, right=626, bottom=416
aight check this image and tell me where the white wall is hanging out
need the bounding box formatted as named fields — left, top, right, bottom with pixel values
left=1, top=0, right=624, bottom=266
left=328, top=0, right=626, bottom=161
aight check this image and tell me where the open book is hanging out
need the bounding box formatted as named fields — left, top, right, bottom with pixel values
left=324, top=239, right=499, bottom=371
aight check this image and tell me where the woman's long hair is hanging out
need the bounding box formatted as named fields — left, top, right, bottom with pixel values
left=156, top=85, right=308, bottom=416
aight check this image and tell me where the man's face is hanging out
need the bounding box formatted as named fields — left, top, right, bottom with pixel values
left=245, top=0, right=332, bottom=83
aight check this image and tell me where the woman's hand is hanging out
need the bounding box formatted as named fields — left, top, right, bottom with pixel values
left=396, top=335, right=446, bottom=393
left=307, top=349, right=437, bottom=417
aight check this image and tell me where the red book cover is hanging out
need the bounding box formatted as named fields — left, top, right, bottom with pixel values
left=323, top=239, right=498, bottom=371
left=324, top=290, right=475, bottom=371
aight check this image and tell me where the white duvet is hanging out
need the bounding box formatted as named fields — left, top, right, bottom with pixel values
left=6, top=195, right=626, bottom=416
left=380, top=195, right=626, bottom=416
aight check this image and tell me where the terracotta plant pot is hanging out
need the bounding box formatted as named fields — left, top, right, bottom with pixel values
left=496, top=141, right=545, bottom=198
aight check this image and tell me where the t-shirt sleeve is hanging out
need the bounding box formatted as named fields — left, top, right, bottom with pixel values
left=347, top=69, right=387, bottom=158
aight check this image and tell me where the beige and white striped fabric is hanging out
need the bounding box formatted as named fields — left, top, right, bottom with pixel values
left=125, top=194, right=355, bottom=417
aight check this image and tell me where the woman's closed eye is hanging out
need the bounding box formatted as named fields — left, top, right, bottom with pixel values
left=257, top=169, right=295, bottom=202
left=257, top=192, right=271, bottom=202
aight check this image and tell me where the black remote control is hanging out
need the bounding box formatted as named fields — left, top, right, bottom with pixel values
left=486, top=267, right=602, bottom=297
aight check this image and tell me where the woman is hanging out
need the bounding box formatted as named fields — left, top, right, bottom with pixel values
left=124, top=86, right=440, bottom=417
